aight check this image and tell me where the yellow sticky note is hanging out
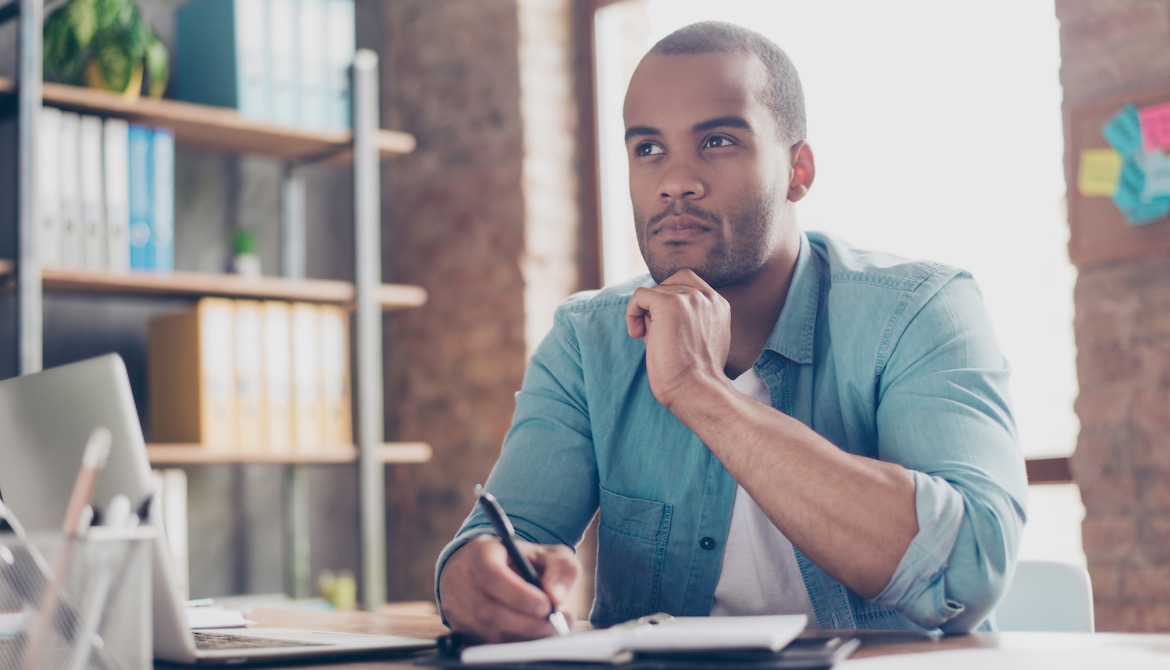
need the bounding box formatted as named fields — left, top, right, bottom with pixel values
left=1078, top=148, right=1122, bottom=197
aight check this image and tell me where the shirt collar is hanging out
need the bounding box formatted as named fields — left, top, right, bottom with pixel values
left=763, top=232, right=820, bottom=365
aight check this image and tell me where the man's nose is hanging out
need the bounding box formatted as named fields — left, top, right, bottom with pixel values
left=657, top=157, right=706, bottom=201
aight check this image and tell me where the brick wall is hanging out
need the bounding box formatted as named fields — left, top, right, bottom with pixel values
left=1058, top=0, right=1170, bottom=632
left=379, top=0, right=583, bottom=602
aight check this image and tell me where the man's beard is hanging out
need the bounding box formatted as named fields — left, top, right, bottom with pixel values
left=637, top=198, right=775, bottom=289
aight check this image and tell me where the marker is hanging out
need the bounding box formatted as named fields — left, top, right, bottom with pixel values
left=473, top=484, right=570, bottom=636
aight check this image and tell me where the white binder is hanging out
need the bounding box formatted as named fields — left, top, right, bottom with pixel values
left=268, top=0, right=300, bottom=127
left=78, top=114, right=106, bottom=270
left=58, top=111, right=84, bottom=269
left=103, top=118, right=131, bottom=273
left=37, top=106, right=63, bottom=269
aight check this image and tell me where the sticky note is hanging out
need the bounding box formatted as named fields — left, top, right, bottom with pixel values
left=1138, top=101, right=1170, bottom=152
left=1136, top=150, right=1170, bottom=200
left=1111, top=158, right=1146, bottom=213
left=1102, top=105, right=1143, bottom=158
left=1077, top=149, right=1122, bottom=196
left=1125, top=197, right=1170, bottom=226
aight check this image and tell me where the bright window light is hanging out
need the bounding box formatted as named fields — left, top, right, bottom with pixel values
left=596, top=0, right=1082, bottom=565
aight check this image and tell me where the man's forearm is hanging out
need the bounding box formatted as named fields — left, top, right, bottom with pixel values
left=668, top=376, right=918, bottom=598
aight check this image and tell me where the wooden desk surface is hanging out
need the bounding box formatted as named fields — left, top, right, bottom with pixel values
left=170, top=608, right=1170, bottom=669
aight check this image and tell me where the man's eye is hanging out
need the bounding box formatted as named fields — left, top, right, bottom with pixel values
left=703, top=135, right=734, bottom=149
left=635, top=142, right=664, bottom=157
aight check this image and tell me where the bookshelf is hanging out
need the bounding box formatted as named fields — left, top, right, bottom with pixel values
left=0, top=264, right=427, bottom=309
left=0, top=77, right=415, bottom=165
left=2, top=0, right=421, bottom=608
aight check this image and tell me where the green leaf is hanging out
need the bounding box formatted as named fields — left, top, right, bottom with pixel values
left=65, top=0, right=99, bottom=48
left=145, top=39, right=169, bottom=98
left=43, top=7, right=85, bottom=84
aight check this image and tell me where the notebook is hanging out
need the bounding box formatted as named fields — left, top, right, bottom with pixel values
left=461, top=614, right=809, bottom=665
left=0, top=354, right=436, bottom=665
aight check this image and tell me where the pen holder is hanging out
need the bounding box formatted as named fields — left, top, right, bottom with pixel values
left=0, top=527, right=154, bottom=670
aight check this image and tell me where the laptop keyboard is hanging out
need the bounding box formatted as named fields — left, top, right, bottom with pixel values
left=193, top=631, right=330, bottom=650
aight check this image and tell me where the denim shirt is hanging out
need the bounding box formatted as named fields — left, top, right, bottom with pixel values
left=436, top=231, right=1027, bottom=633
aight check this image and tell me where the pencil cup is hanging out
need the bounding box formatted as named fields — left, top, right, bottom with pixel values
left=0, top=527, right=154, bottom=670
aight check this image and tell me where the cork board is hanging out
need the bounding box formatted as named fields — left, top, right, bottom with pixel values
left=1066, top=81, right=1170, bottom=268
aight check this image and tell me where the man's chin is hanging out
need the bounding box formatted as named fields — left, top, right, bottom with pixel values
left=649, top=263, right=758, bottom=290
left=648, top=263, right=700, bottom=285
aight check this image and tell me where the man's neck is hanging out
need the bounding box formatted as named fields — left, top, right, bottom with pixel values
left=720, top=246, right=800, bottom=379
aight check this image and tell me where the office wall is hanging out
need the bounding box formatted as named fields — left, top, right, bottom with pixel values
left=378, top=0, right=586, bottom=602
left=1058, top=0, right=1170, bottom=632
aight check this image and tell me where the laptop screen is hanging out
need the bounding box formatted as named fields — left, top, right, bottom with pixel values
left=0, top=354, right=197, bottom=661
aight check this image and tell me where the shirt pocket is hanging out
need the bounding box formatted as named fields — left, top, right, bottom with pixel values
left=592, top=486, right=672, bottom=623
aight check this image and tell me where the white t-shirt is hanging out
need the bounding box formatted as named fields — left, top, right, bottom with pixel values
left=709, top=368, right=818, bottom=625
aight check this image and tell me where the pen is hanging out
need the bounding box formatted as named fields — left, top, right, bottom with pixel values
left=62, top=427, right=112, bottom=536
left=473, top=484, right=571, bottom=636
left=23, top=427, right=112, bottom=670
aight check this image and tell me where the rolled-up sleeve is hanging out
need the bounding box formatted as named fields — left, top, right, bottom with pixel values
left=434, top=304, right=601, bottom=616
left=869, top=271, right=1028, bottom=632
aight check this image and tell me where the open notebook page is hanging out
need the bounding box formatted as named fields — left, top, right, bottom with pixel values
left=462, top=614, right=808, bottom=665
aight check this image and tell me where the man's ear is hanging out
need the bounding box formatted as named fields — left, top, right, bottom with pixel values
left=787, top=141, right=815, bottom=202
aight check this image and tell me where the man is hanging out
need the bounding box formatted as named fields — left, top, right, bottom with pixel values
left=436, top=21, right=1027, bottom=642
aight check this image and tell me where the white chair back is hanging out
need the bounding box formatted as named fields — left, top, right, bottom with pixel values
left=996, top=559, right=1095, bottom=632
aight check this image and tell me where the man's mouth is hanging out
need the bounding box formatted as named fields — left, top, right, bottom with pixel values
left=651, top=215, right=712, bottom=240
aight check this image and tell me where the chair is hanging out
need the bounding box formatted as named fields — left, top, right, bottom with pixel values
left=995, top=559, right=1095, bottom=632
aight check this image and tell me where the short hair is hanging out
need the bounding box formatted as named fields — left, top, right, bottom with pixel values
left=650, top=21, right=807, bottom=144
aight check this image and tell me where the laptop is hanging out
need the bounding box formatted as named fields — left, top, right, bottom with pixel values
left=0, top=353, right=436, bottom=665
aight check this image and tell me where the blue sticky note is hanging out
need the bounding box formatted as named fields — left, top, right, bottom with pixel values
left=1137, top=151, right=1170, bottom=200
left=1102, top=105, right=1143, bottom=159
left=1112, top=158, right=1147, bottom=212
left=1125, top=197, right=1170, bottom=225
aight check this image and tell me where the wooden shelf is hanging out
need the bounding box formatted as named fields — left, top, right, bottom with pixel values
left=0, top=263, right=426, bottom=311
left=147, top=442, right=433, bottom=465
left=0, top=78, right=415, bottom=165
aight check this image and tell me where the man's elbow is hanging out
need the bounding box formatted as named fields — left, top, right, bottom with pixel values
left=875, top=499, right=1023, bottom=632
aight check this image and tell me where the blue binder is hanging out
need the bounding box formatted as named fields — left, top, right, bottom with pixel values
left=127, top=124, right=153, bottom=271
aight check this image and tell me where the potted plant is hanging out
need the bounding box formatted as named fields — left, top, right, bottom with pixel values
left=43, top=0, right=169, bottom=99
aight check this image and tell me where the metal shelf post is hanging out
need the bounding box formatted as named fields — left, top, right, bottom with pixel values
left=352, top=49, right=386, bottom=610
left=16, top=0, right=43, bottom=375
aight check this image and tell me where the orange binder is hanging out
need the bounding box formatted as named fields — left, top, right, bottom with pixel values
left=148, top=297, right=236, bottom=450
left=319, top=305, right=353, bottom=448
left=290, top=302, right=324, bottom=451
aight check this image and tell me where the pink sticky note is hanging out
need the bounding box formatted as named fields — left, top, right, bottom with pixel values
left=1138, top=101, right=1170, bottom=152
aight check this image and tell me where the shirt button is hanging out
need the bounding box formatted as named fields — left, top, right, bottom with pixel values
left=700, top=537, right=716, bottom=550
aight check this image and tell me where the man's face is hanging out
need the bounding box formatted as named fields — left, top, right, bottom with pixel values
left=623, top=51, right=792, bottom=287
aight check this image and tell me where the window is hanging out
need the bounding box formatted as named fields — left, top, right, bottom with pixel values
left=594, top=0, right=1082, bottom=565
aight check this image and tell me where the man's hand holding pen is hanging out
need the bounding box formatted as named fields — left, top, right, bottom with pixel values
left=438, top=489, right=581, bottom=643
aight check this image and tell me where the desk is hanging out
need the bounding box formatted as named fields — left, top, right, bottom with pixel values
left=171, top=609, right=1170, bottom=669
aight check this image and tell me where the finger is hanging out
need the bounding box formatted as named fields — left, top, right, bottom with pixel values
left=443, top=540, right=561, bottom=643
left=526, top=544, right=581, bottom=607
left=470, top=539, right=558, bottom=618
left=658, top=268, right=711, bottom=290
left=464, top=594, right=560, bottom=643
left=625, top=289, right=652, bottom=338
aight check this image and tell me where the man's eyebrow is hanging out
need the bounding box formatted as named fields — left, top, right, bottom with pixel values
left=624, top=125, right=660, bottom=143
left=693, top=115, right=752, bottom=134
left=624, top=116, right=753, bottom=143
